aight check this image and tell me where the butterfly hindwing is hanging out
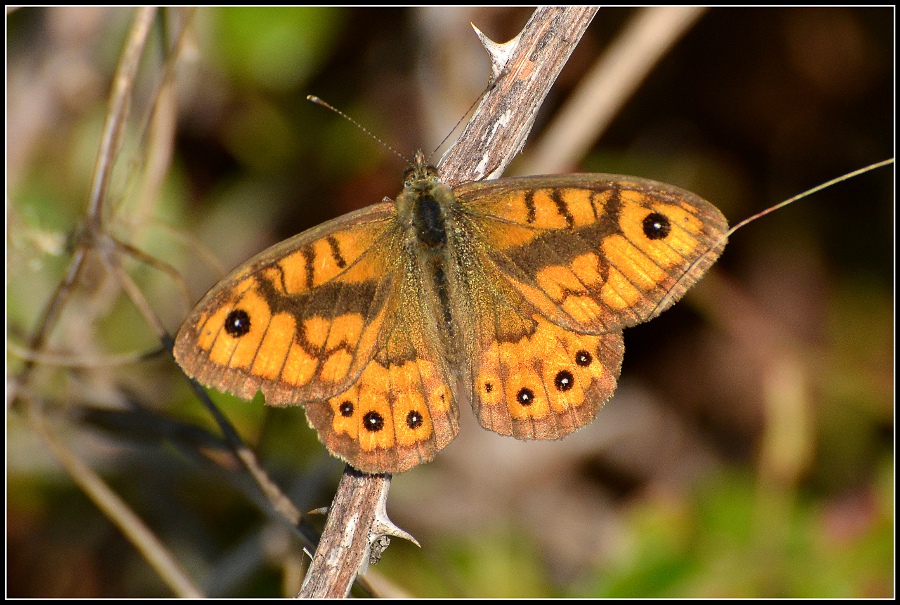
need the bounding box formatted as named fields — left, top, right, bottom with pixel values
left=302, top=244, right=462, bottom=473
left=463, top=271, right=626, bottom=440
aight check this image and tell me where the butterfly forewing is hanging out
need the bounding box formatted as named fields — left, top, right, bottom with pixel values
left=454, top=174, right=728, bottom=334
left=174, top=203, right=400, bottom=404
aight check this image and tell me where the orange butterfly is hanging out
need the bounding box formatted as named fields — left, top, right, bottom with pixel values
left=174, top=151, right=727, bottom=473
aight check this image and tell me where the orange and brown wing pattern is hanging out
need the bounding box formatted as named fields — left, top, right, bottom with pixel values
left=175, top=164, right=729, bottom=471
left=445, top=222, right=624, bottom=441
left=175, top=202, right=461, bottom=473
left=450, top=173, right=725, bottom=440
left=302, top=278, right=461, bottom=473
left=174, top=203, right=400, bottom=406
left=466, top=280, right=625, bottom=440
left=455, top=174, right=728, bottom=334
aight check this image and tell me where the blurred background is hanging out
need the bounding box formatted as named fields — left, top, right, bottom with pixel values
left=7, top=7, right=893, bottom=597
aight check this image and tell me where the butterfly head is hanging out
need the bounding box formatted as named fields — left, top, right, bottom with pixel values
left=402, top=150, right=440, bottom=194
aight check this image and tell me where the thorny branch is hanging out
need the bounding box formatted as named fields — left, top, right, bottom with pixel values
left=298, top=6, right=599, bottom=598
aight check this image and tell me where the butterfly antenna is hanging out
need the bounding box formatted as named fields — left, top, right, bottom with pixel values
left=307, top=95, right=410, bottom=165
left=722, top=158, right=894, bottom=238
left=653, top=158, right=894, bottom=315
left=428, top=79, right=498, bottom=161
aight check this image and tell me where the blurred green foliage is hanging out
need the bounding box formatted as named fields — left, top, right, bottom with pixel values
left=213, top=7, right=346, bottom=92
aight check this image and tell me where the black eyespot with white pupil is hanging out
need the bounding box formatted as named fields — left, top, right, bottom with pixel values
left=363, top=411, right=384, bottom=432
left=555, top=370, right=575, bottom=391
left=339, top=401, right=354, bottom=417
left=224, top=309, right=251, bottom=337
left=406, top=410, right=423, bottom=429
left=643, top=212, right=671, bottom=240
left=517, top=387, right=536, bottom=406
left=575, top=350, right=593, bottom=367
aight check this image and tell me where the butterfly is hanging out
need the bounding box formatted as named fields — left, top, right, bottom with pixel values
left=174, top=151, right=728, bottom=474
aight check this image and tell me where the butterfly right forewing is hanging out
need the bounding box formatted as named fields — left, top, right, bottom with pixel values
left=455, top=174, right=728, bottom=334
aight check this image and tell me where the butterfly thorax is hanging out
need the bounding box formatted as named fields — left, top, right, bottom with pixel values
left=395, top=151, right=449, bottom=242
left=393, top=151, right=462, bottom=263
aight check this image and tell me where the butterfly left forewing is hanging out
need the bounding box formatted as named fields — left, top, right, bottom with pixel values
left=174, top=203, right=400, bottom=405
left=176, top=199, right=463, bottom=474
left=455, top=174, right=728, bottom=334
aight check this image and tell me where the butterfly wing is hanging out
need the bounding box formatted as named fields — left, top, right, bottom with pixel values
left=175, top=203, right=459, bottom=473
left=301, top=247, right=461, bottom=473
left=459, top=276, right=625, bottom=440
left=175, top=203, right=398, bottom=404
left=451, top=174, right=727, bottom=439
left=456, top=174, right=728, bottom=333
